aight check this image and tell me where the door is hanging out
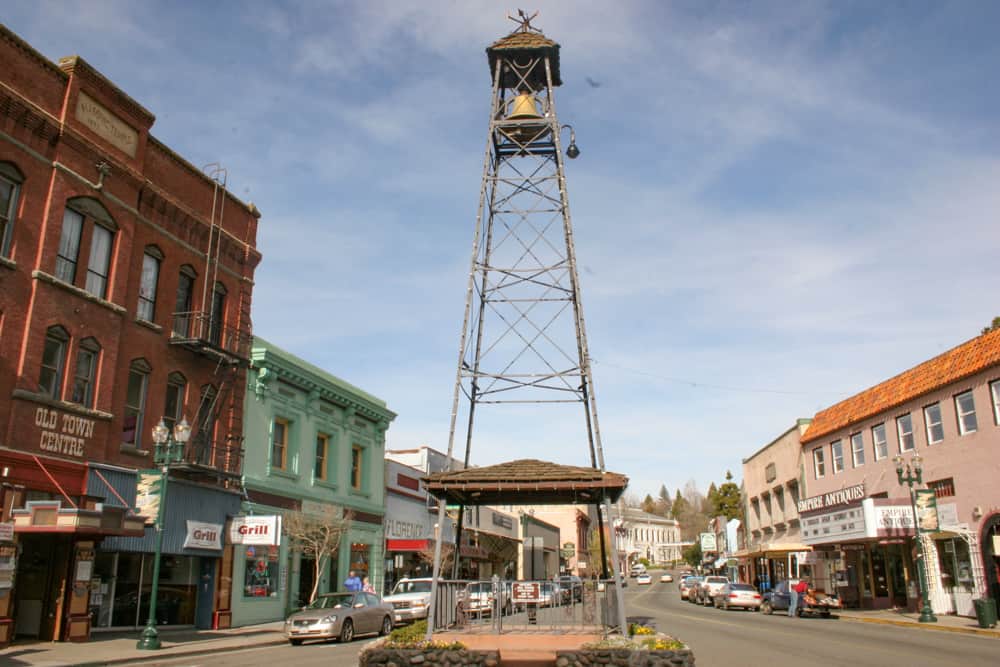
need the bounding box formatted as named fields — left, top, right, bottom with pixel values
left=195, top=558, right=216, bottom=629
left=298, top=556, right=315, bottom=606
left=871, top=549, right=889, bottom=598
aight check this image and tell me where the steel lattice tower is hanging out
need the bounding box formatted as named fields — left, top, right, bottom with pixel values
left=433, top=13, right=627, bottom=630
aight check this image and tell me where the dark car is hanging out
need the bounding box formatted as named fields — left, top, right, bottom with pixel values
left=760, top=580, right=841, bottom=618
left=558, top=575, right=583, bottom=603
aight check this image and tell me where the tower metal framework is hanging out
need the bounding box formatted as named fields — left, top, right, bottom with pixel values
left=430, top=13, right=628, bottom=634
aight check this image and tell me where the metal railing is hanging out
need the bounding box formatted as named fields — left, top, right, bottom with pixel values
left=178, top=436, right=244, bottom=476
left=435, top=578, right=620, bottom=635
left=170, top=311, right=252, bottom=362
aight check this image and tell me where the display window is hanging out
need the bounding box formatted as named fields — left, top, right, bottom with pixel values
left=244, top=545, right=280, bottom=598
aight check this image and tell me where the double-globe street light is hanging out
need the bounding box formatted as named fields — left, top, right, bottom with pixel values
left=136, top=416, right=191, bottom=650
left=893, top=453, right=938, bottom=624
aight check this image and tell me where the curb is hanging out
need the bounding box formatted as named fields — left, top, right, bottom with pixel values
left=838, top=614, right=1000, bottom=638
left=68, top=637, right=289, bottom=667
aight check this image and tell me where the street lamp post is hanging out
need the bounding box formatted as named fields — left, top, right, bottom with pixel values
left=136, top=416, right=190, bottom=650
left=893, top=453, right=938, bottom=624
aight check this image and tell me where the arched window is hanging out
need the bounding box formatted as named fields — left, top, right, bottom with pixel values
left=194, top=384, right=218, bottom=464
left=209, top=282, right=227, bottom=345
left=164, top=371, right=187, bottom=432
left=173, top=265, right=197, bottom=336
left=70, top=337, right=101, bottom=408
left=0, top=161, right=24, bottom=259
left=123, top=358, right=151, bottom=447
left=137, top=245, right=163, bottom=322
left=56, top=197, right=118, bottom=298
left=39, top=325, right=70, bottom=399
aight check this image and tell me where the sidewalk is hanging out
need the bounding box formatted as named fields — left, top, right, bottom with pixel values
left=0, top=621, right=287, bottom=667
left=837, top=608, right=1000, bottom=638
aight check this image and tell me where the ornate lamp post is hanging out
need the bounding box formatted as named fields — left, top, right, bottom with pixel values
left=893, top=453, right=938, bottom=623
left=136, top=416, right=190, bottom=650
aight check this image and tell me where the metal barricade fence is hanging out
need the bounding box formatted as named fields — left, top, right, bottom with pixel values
left=434, top=578, right=618, bottom=635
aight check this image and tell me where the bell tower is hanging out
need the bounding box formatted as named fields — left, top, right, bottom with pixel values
left=439, top=11, right=624, bottom=620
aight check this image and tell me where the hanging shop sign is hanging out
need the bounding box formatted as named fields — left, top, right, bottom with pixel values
left=0, top=522, right=14, bottom=542
left=914, top=490, right=939, bottom=533
left=797, top=483, right=865, bottom=514
left=183, top=520, right=223, bottom=550
left=230, top=515, right=282, bottom=546
left=699, top=532, right=717, bottom=552
left=134, top=470, right=163, bottom=525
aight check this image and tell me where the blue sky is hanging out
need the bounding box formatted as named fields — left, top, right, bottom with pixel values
left=7, top=1, right=1000, bottom=500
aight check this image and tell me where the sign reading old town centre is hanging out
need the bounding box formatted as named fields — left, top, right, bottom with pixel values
left=797, top=483, right=866, bottom=513
left=35, top=406, right=95, bottom=458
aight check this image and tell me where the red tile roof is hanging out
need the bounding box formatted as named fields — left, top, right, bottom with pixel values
left=801, top=328, right=1000, bottom=444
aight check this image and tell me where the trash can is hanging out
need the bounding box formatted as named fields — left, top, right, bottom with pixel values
left=973, top=597, right=998, bottom=629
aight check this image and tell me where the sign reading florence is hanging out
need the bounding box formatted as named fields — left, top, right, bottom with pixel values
left=797, top=483, right=865, bottom=513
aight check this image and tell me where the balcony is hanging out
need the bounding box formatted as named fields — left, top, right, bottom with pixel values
left=170, top=436, right=244, bottom=484
left=170, top=311, right=251, bottom=366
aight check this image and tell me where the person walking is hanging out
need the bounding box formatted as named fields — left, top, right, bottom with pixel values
left=344, top=570, right=362, bottom=592
left=362, top=575, right=375, bottom=593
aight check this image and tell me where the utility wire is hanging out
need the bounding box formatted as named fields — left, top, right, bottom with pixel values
left=591, top=359, right=848, bottom=397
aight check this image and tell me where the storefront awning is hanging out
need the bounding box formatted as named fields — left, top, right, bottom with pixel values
left=387, top=539, right=430, bottom=552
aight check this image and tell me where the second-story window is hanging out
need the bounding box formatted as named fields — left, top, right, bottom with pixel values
left=896, top=413, right=914, bottom=452
left=831, top=439, right=844, bottom=474
left=55, top=208, right=83, bottom=283
left=137, top=248, right=162, bottom=322
left=923, top=403, right=944, bottom=444
left=813, top=447, right=825, bottom=479
left=173, top=266, right=196, bottom=336
left=123, top=359, right=151, bottom=447
left=164, top=372, right=186, bottom=432
left=0, top=162, right=24, bottom=259
left=991, top=380, right=1000, bottom=426
left=209, top=282, right=226, bottom=346
left=70, top=337, right=100, bottom=408
left=954, top=390, right=977, bottom=435
left=850, top=432, right=865, bottom=467
left=351, top=445, right=363, bottom=489
left=85, top=224, right=113, bottom=298
left=315, top=433, right=329, bottom=481
left=872, top=423, right=888, bottom=460
left=272, top=418, right=288, bottom=471
left=39, top=325, right=69, bottom=399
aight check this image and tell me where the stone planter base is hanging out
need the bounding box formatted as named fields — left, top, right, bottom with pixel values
left=556, top=648, right=695, bottom=667
left=361, top=646, right=500, bottom=667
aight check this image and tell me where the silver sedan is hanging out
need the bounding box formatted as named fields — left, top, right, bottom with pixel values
left=285, top=591, right=394, bottom=645
left=712, top=582, right=762, bottom=611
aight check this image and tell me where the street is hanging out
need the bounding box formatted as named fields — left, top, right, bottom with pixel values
left=132, top=580, right=999, bottom=667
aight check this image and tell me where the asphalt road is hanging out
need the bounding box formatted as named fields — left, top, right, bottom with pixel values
left=138, top=580, right=999, bottom=667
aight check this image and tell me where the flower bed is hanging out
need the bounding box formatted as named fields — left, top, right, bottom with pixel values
left=555, top=626, right=695, bottom=667
left=360, top=621, right=499, bottom=667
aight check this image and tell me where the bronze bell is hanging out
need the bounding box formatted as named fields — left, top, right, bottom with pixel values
left=508, top=92, right=543, bottom=120
left=502, top=90, right=549, bottom=144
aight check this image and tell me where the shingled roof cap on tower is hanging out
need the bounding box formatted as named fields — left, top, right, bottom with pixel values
left=801, top=328, right=1000, bottom=444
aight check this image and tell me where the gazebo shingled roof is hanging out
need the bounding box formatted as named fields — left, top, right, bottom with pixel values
left=486, top=29, right=562, bottom=88
left=423, top=459, right=628, bottom=506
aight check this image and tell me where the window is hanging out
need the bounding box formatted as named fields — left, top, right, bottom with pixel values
left=70, top=337, right=100, bottom=407
left=173, top=266, right=196, bottom=336
left=123, top=359, right=151, bottom=446
left=0, top=162, right=24, bottom=258
left=38, top=326, right=69, bottom=399
left=85, top=224, right=113, bottom=298
left=315, top=433, right=329, bottom=481
left=193, top=384, right=217, bottom=464
left=928, top=478, right=955, bottom=499
left=244, top=554, right=278, bottom=598
left=209, top=282, right=226, bottom=345
left=831, top=439, right=844, bottom=473
left=812, top=447, right=825, bottom=479
left=954, top=390, right=977, bottom=435
left=351, top=445, right=363, bottom=489
left=55, top=208, right=83, bottom=283
left=992, top=380, right=1000, bottom=426
left=896, top=413, right=914, bottom=452
left=923, top=403, right=944, bottom=444
left=164, top=372, right=187, bottom=432
left=872, top=423, right=888, bottom=460
left=850, top=432, right=865, bottom=467
left=272, top=418, right=288, bottom=470
left=137, top=248, right=162, bottom=322
left=764, top=462, right=776, bottom=483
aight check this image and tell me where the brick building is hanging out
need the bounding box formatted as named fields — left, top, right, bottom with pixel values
left=0, top=25, right=261, bottom=643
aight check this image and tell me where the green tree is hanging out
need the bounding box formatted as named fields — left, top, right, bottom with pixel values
left=704, top=482, right=719, bottom=515
left=671, top=490, right=688, bottom=520
left=682, top=541, right=702, bottom=568
left=713, top=471, right=743, bottom=521
left=641, top=493, right=656, bottom=514
left=656, top=484, right=671, bottom=516
left=983, top=316, right=1000, bottom=334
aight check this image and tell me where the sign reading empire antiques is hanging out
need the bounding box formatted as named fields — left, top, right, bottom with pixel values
left=797, top=483, right=866, bottom=514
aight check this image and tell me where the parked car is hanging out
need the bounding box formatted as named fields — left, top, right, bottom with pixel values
left=629, top=564, right=647, bottom=577
left=383, top=577, right=435, bottom=624
left=711, top=582, right=762, bottom=611
left=694, top=576, right=729, bottom=605
left=636, top=573, right=652, bottom=585
left=760, top=580, right=842, bottom=618
left=660, top=572, right=674, bottom=583
left=285, top=591, right=393, bottom=645
left=558, top=575, right=584, bottom=603
left=679, top=576, right=703, bottom=600
left=462, top=581, right=512, bottom=617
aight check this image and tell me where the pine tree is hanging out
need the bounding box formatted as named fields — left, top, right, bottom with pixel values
left=641, top=494, right=656, bottom=514
left=656, top=484, right=671, bottom=516
left=714, top=470, right=743, bottom=520
left=704, top=482, right=719, bottom=515
left=671, top=489, right=688, bottom=519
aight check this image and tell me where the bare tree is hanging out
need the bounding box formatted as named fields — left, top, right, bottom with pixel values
left=416, top=541, right=455, bottom=575
left=283, top=505, right=353, bottom=603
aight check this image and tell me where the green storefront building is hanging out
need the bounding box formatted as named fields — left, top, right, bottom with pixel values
left=229, top=337, right=395, bottom=627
